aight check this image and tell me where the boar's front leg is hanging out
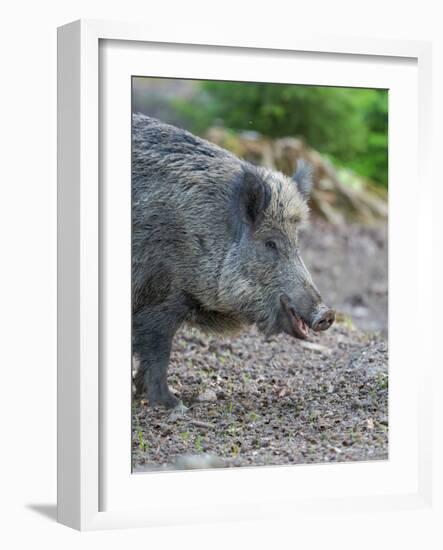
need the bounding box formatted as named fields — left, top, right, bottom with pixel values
left=133, top=304, right=184, bottom=409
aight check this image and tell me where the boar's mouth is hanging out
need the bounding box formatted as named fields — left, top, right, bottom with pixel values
left=280, top=295, right=309, bottom=340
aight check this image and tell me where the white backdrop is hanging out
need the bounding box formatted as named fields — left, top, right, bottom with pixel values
left=0, top=0, right=441, bottom=548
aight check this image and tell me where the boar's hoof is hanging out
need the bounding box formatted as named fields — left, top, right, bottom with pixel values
left=148, top=388, right=181, bottom=410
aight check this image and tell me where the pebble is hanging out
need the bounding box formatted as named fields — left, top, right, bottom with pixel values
left=300, top=341, right=332, bottom=355
left=197, top=389, right=217, bottom=402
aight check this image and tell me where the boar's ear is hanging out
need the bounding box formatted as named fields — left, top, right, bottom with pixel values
left=238, top=171, right=271, bottom=228
left=293, top=159, right=313, bottom=200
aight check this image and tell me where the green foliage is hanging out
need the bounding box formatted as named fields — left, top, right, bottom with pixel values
left=173, top=81, right=388, bottom=187
left=194, top=435, right=204, bottom=453
left=134, top=417, right=148, bottom=452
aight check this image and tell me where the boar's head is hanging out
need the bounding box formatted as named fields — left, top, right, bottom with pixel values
left=218, top=161, right=335, bottom=339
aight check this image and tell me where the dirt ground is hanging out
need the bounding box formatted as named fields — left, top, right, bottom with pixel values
left=132, top=221, right=388, bottom=471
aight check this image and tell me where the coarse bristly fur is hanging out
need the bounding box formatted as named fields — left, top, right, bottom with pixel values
left=132, top=113, right=328, bottom=408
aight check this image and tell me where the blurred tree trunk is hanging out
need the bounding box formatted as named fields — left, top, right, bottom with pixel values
left=206, top=128, right=388, bottom=225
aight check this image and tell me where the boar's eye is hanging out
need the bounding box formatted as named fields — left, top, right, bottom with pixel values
left=265, top=240, right=278, bottom=253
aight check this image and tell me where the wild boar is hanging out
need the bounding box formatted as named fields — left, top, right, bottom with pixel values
left=132, top=114, right=335, bottom=409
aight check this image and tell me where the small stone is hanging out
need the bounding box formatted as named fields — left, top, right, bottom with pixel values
left=300, top=341, right=332, bottom=355
left=197, top=389, right=217, bottom=402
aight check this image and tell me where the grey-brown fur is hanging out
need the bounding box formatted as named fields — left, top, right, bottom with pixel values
left=132, top=114, right=334, bottom=408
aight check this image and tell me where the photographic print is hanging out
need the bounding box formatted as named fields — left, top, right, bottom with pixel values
left=131, top=77, right=388, bottom=472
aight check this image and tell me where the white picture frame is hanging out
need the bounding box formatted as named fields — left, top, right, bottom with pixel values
left=57, top=19, right=434, bottom=531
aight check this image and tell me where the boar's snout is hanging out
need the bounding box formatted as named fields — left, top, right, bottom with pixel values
left=280, top=295, right=335, bottom=340
left=311, top=306, right=335, bottom=332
